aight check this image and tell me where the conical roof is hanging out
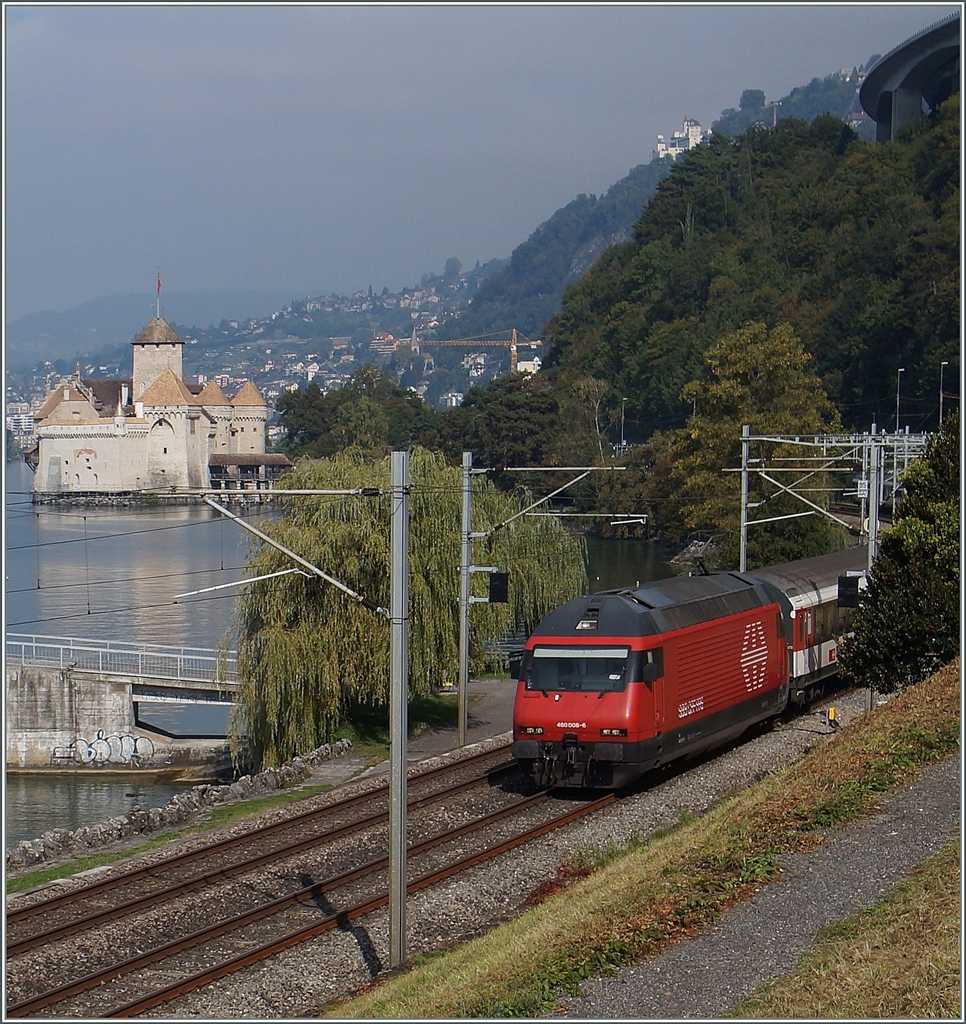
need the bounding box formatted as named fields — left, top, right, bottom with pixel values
left=131, top=317, right=184, bottom=346
left=231, top=381, right=267, bottom=407
left=197, top=380, right=232, bottom=406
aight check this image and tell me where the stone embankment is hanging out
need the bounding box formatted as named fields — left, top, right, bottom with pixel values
left=5, top=739, right=353, bottom=875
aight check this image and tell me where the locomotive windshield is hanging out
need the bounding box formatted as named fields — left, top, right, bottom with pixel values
left=526, top=646, right=631, bottom=693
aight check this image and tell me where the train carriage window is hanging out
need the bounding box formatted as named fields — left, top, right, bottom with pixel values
left=527, top=646, right=630, bottom=692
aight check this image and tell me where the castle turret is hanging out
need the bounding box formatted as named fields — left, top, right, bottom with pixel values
left=131, top=317, right=185, bottom=400
left=229, top=381, right=268, bottom=455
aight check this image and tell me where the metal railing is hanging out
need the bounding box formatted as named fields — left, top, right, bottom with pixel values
left=6, top=633, right=237, bottom=686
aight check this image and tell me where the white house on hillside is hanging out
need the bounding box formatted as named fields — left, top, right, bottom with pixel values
left=654, top=117, right=711, bottom=160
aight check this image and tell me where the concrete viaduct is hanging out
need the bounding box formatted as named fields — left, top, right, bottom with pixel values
left=860, top=11, right=960, bottom=142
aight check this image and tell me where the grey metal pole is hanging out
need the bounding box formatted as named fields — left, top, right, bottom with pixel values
left=458, top=451, right=472, bottom=748
left=868, top=428, right=880, bottom=569
left=388, top=450, right=409, bottom=968
left=895, top=367, right=904, bottom=434
left=739, top=424, right=750, bottom=572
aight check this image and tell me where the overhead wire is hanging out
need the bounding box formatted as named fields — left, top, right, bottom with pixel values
left=6, top=590, right=240, bottom=630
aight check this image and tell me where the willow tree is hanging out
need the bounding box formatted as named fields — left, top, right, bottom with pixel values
left=230, top=447, right=587, bottom=767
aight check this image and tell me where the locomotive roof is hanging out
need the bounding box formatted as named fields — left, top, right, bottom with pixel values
left=530, top=546, right=869, bottom=641
left=533, top=569, right=773, bottom=639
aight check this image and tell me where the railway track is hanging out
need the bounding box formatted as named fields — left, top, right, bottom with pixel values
left=6, top=745, right=514, bottom=955
left=6, top=687, right=856, bottom=1019
left=5, top=744, right=615, bottom=1018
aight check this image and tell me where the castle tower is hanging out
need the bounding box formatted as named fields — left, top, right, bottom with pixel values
left=197, top=379, right=233, bottom=453
left=131, top=317, right=185, bottom=400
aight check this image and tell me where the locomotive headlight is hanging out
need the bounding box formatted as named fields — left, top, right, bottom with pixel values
left=600, top=728, right=628, bottom=737
left=520, top=726, right=544, bottom=735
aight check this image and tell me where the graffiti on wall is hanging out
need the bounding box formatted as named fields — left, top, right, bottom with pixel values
left=51, top=731, right=155, bottom=766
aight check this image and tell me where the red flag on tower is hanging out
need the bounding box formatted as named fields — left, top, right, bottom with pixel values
left=157, top=269, right=162, bottom=295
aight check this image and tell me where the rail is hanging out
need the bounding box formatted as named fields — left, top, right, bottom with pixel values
left=6, top=633, right=237, bottom=686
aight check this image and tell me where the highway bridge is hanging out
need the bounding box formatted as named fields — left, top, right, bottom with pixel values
left=860, top=11, right=960, bottom=142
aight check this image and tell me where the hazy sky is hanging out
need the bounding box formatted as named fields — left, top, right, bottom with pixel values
left=4, top=2, right=959, bottom=321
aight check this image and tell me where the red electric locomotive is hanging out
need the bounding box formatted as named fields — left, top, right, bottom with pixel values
left=511, top=547, right=866, bottom=788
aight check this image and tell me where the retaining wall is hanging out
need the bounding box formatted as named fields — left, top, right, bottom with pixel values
left=5, top=663, right=223, bottom=769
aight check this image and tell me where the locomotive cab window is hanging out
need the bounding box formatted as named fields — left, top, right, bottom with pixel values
left=527, top=646, right=630, bottom=693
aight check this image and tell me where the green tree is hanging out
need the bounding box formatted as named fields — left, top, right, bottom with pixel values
left=640, top=320, right=842, bottom=567
left=443, top=257, right=462, bottom=285
left=276, top=366, right=439, bottom=459
left=839, top=414, right=960, bottom=692
left=231, top=447, right=587, bottom=768
left=438, top=373, right=567, bottom=488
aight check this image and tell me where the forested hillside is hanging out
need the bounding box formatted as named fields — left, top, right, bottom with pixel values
left=543, top=98, right=960, bottom=439
left=452, top=160, right=673, bottom=339
left=712, top=63, right=878, bottom=139
left=455, top=64, right=881, bottom=345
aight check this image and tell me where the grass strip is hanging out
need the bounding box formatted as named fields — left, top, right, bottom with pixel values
left=325, top=661, right=960, bottom=1019
left=728, top=839, right=961, bottom=1019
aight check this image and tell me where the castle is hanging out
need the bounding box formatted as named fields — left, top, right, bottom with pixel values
left=27, top=316, right=291, bottom=496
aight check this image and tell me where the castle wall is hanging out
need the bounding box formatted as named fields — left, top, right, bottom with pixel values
left=229, top=409, right=268, bottom=455
left=31, top=422, right=148, bottom=492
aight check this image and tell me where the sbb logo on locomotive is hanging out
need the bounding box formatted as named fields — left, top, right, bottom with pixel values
left=741, top=620, right=769, bottom=692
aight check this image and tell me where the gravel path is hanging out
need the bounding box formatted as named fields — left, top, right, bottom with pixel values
left=550, top=752, right=961, bottom=1020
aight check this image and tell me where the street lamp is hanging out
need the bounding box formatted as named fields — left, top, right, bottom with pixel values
left=940, top=361, right=949, bottom=425
left=895, top=368, right=905, bottom=434
left=620, top=398, right=627, bottom=452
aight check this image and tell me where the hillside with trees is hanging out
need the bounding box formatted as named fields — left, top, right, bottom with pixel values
left=451, top=160, right=674, bottom=340
left=543, top=98, right=960, bottom=440
left=712, top=62, right=879, bottom=139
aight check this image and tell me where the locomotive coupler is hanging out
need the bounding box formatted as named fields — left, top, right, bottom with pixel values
left=534, top=745, right=558, bottom=788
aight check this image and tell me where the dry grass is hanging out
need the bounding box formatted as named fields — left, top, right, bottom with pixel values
left=324, top=661, right=960, bottom=1019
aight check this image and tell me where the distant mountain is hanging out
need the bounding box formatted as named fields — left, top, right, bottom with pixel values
left=4, top=289, right=298, bottom=369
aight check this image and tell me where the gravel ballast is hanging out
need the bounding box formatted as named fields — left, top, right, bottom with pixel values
left=135, top=690, right=881, bottom=1017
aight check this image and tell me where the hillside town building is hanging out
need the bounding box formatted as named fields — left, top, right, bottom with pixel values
left=26, top=316, right=291, bottom=496
left=654, top=117, right=712, bottom=160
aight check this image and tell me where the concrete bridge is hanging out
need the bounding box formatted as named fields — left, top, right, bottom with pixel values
left=6, top=634, right=239, bottom=770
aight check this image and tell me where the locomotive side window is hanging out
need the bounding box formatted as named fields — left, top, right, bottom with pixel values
left=641, top=647, right=664, bottom=682
left=527, top=646, right=630, bottom=692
